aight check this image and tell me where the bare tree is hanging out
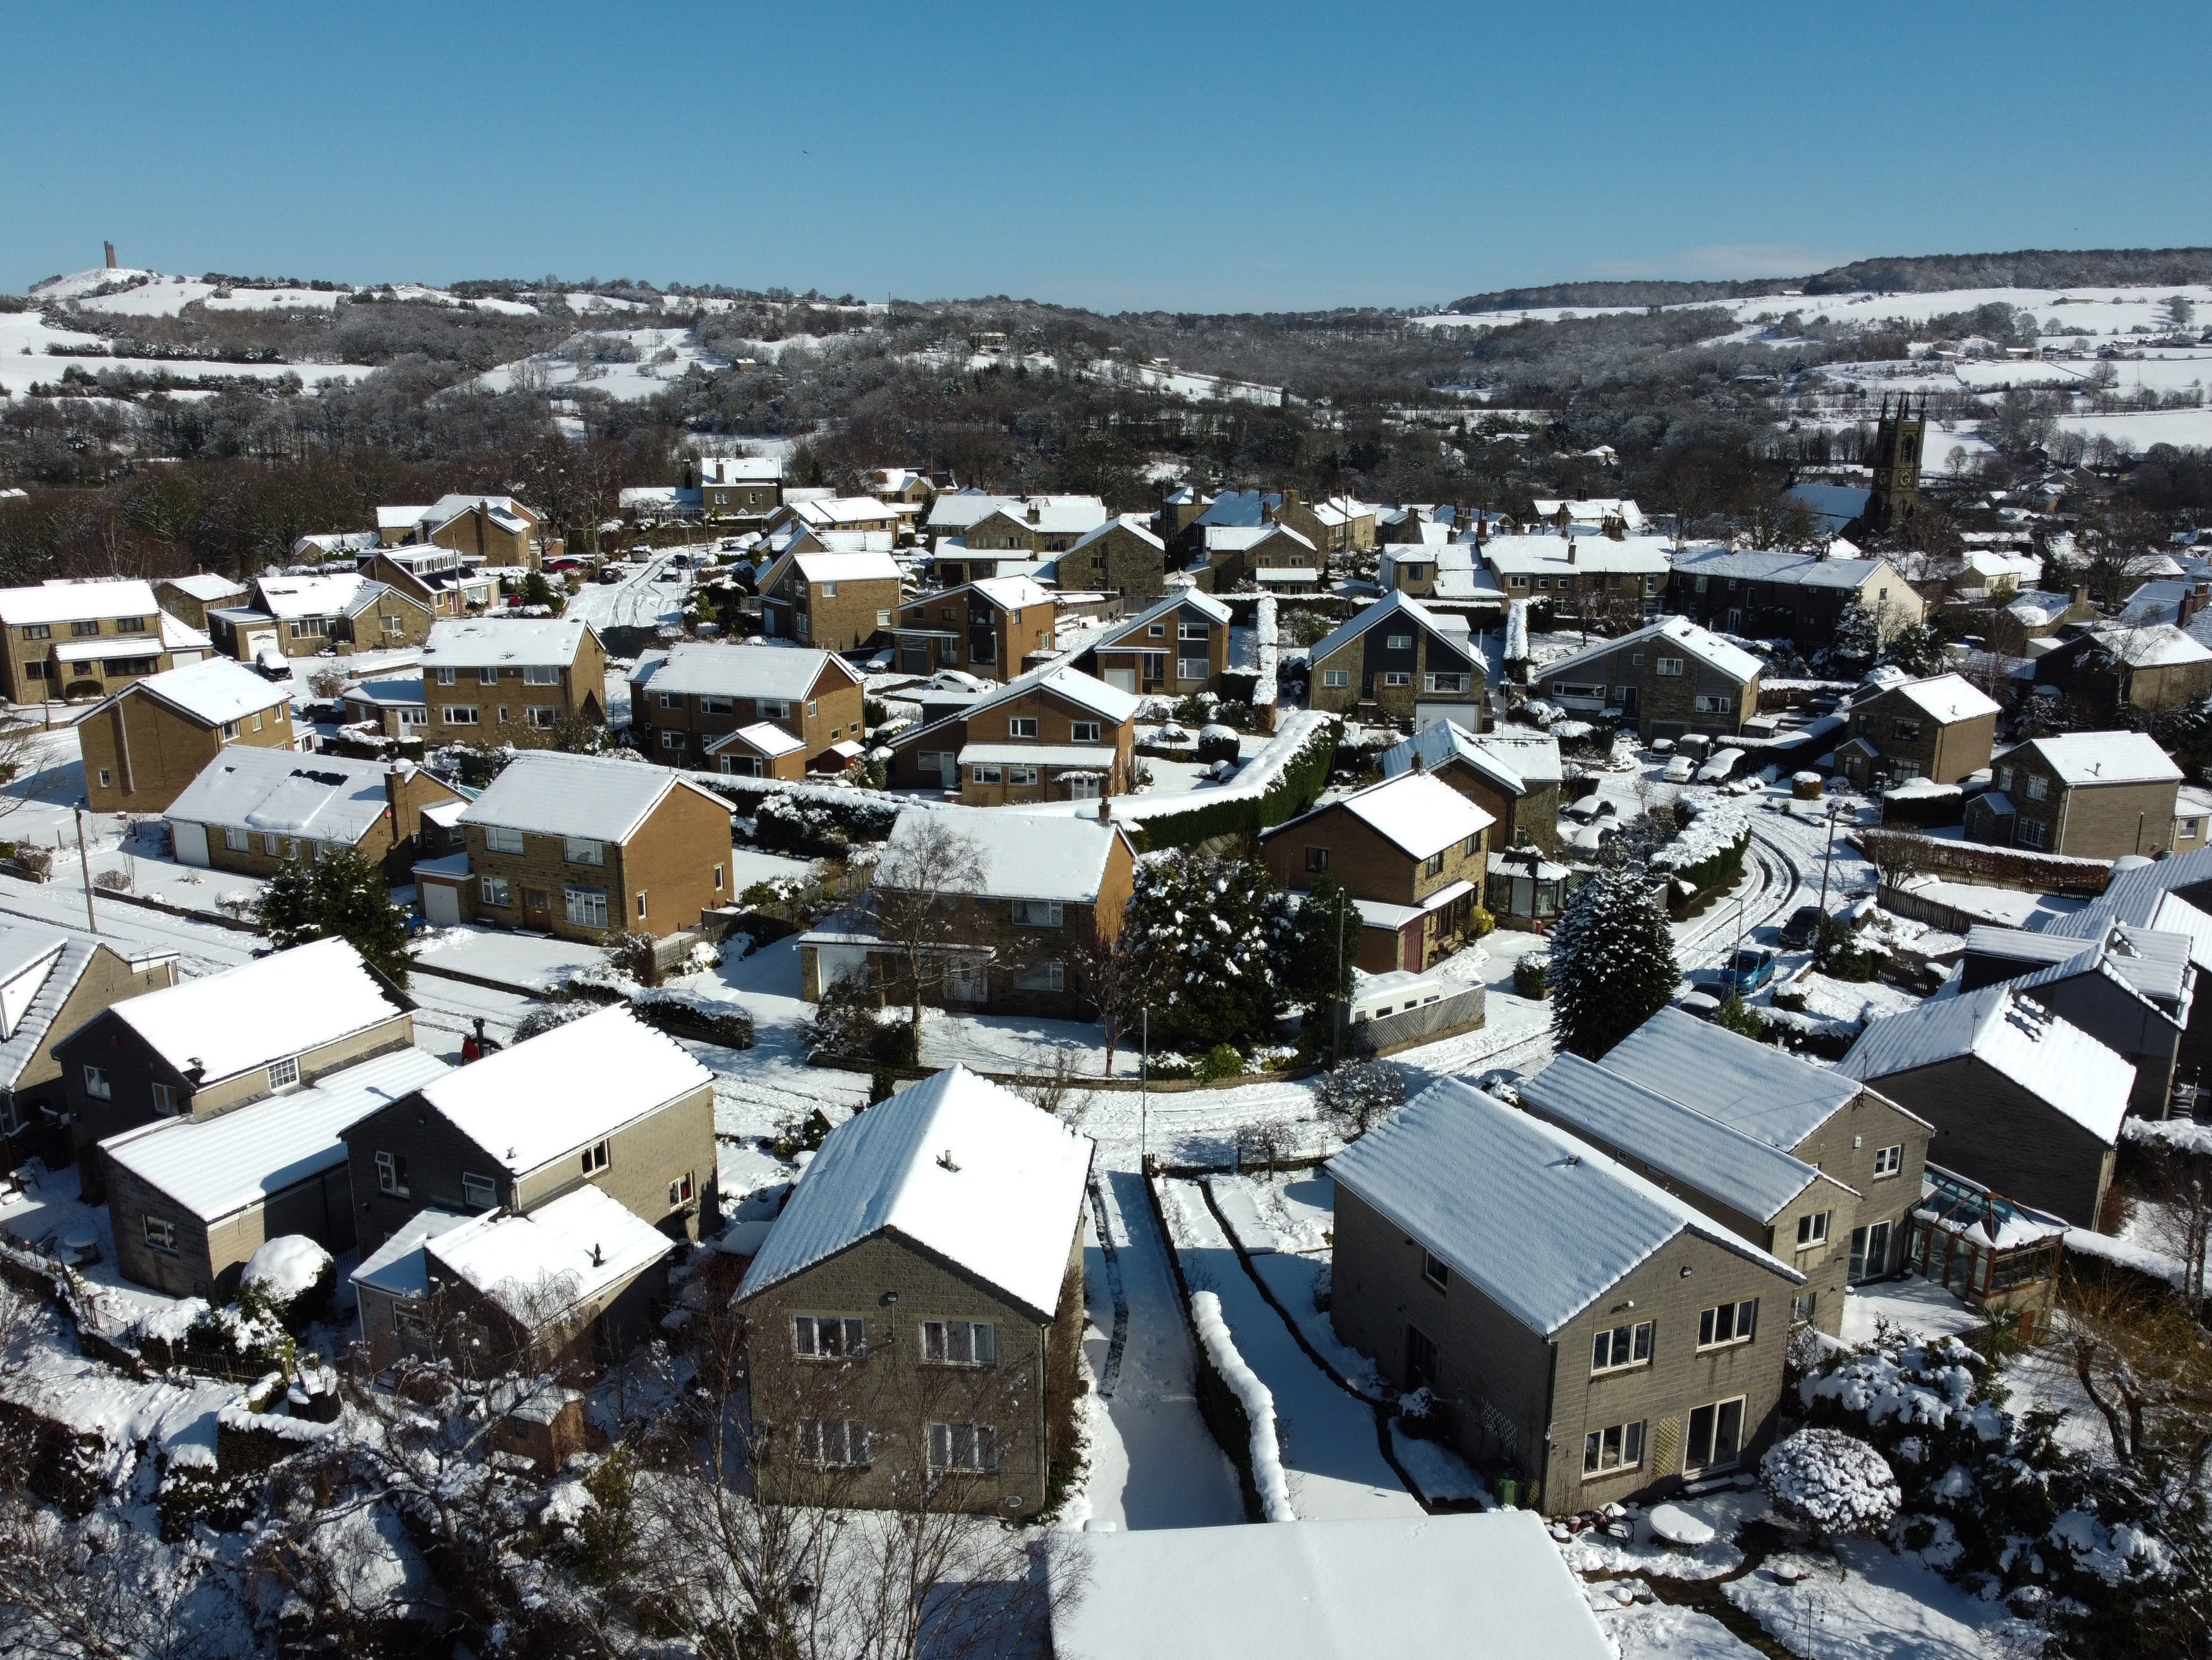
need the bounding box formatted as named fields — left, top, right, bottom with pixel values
left=869, top=819, right=986, bottom=1032
left=2063, top=1271, right=2212, bottom=1480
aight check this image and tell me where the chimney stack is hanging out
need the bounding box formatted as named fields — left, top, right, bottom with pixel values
left=103, top=241, right=116, bottom=270
left=1566, top=539, right=1577, bottom=566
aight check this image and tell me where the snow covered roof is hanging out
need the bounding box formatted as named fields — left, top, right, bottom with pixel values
left=1883, top=673, right=2002, bottom=723
left=421, top=494, right=533, bottom=534
left=2086, top=622, right=2212, bottom=669
left=1203, top=523, right=1317, bottom=555
left=1280, top=771, right=1493, bottom=861
left=408, top=1005, right=710, bottom=1175
left=352, top=1208, right=472, bottom=1299
left=1600, top=1006, right=1875, bottom=1150
left=786, top=550, right=902, bottom=584
left=159, top=613, right=211, bottom=652
left=1192, top=489, right=1282, bottom=529
left=421, top=617, right=593, bottom=668
left=1519, top=1053, right=1833, bottom=1225
left=1052, top=1511, right=1611, bottom=1660
left=1482, top=533, right=1673, bottom=575
left=1330, top=1080, right=1797, bottom=1336
left=427, top=1183, right=673, bottom=1321
left=738, top=1065, right=1093, bottom=1322
left=2008, top=589, right=2079, bottom=625
left=1066, top=514, right=1165, bottom=554
left=698, top=455, right=782, bottom=483
left=1838, top=985, right=2132, bottom=1145
left=2012, top=731, right=2184, bottom=788
left=923, top=492, right=1021, bottom=532
left=970, top=496, right=1109, bottom=536
left=165, top=747, right=415, bottom=846
left=1306, top=591, right=1469, bottom=668
left=1543, top=613, right=1763, bottom=686
left=1470, top=728, right=1565, bottom=786
left=0, top=578, right=161, bottom=627
left=786, top=495, right=900, bottom=527
left=459, top=751, right=726, bottom=843
left=157, top=573, right=249, bottom=603
left=1085, top=590, right=1231, bottom=654
left=109, top=937, right=408, bottom=1086
left=629, top=640, right=860, bottom=702
left=343, top=675, right=425, bottom=709
left=1533, top=496, right=1643, bottom=529
left=878, top=805, right=1129, bottom=903
left=2046, top=869, right=2212, bottom=973
left=1780, top=482, right=1872, bottom=534
left=703, top=721, right=806, bottom=760
left=1378, top=721, right=1564, bottom=795
left=1672, top=546, right=1892, bottom=590
left=53, top=634, right=161, bottom=664
left=0, top=936, right=145, bottom=1092
left=253, top=573, right=379, bottom=620
left=2007, top=920, right=2192, bottom=1012
left=101, top=1048, right=450, bottom=1224
left=966, top=574, right=1053, bottom=611
left=377, top=505, right=432, bottom=532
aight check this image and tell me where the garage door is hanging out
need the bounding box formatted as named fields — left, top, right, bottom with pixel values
left=422, top=883, right=462, bottom=927
left=1104, top=667, right=1137, bottom=693
left=171, top=822, right=210, bottom=868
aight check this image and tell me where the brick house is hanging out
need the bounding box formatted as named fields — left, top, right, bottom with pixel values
left=1669, top=546, right=1924, bottom=645
left=360, top=547, right=497, bottom=618
left=343, top=1004, right=717, bottom=1254
left=1538, top=615, right=1761, bottom=744
left=0, top=928, right=178, bottom=1173
left=757, top=551, right=903, bottom=649
left=100, top=1047, right=449, bottom=1303
left=253, top=573, right=435, bottom=653
left=1379, top=723, right=1562, bottom=858
left=1068, top=590, right=1233, bottom=697
left=956, top=497, right=1109, bottom=556
left=737, top=1065, right=1092, bottom=1519
left=420, top=751, right=732, bottom=941
left=767, top=496, right=903, bottom=540
left=704, top=723, right=808, bottom=779
left=1964, top=731, right=2184, bottom=857
left=339, top=673, right=428, bottom=738
left=152, top=574, right=251, bottom=633
left=80, top=657, right=297, bottom=814
left=1260, top=771, right=1494, bottom=973
left=1835, top=671, right=2001, bottom=790
left=629, top=642, right=867, bottom=769
left=1054, top=516, right=1167, bottom=601
left=2033, top=623, right=2212, bottom=715
left=1988, top=589, right=2094, bottom=657
left=422, top=616, right=609, bottom=736
left=164, top=748, right=460, bottom=881
left=0, top=579, right=179, bottom=703
left=1480, top=533, right=1672, bottom=619
left=1601, top=1008, right=1935, bottom=1288
left=1306, top=591, right=1486, bottom=726
left=1328, top=1079, right=1802, bottom=1516
left=58, top=936, right=416, bottom=1185
left=883, top=664, right=1137, bottom=803
left=887, top=577, right=1057, bottom=683
left=1196, top=524, right=1323, bottom=594
left=799, top=807, right=1138, bottom=1016
left=696, top=455, right=784, bottom=523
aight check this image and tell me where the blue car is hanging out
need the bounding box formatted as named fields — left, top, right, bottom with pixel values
left=1721, top=948, right=1776, bottom=994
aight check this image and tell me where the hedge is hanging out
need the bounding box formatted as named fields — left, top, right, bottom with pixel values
left=1121, top=712, right=1340, bottom=851
left=1853, top=827, right=2111, bottom=896
left=690, top=772, right=903, bottom=854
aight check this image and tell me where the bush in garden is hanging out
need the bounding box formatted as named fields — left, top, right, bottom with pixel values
left=1512, top=955, right=1550, bottom=999
left=1193, top=1043, right=1245, bottom=1083
left=1761, top=1427, right=1902, bottom=1540
left=1196, top=725, right=1241, bottom=764
left=1315, top=1058, right=1407, bottom=1140
left=513, top=1001, right=594, bottom=1042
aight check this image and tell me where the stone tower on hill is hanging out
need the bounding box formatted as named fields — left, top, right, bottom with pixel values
left=1866, top=392, right=1925, bottom=532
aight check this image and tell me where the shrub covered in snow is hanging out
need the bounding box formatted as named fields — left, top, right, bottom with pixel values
left=241, top=1236, right=334, bottom=1333
left=1761, top=1427, right=1900, bottom=1538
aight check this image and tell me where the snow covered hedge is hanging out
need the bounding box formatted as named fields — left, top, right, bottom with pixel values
left=1121, top=710, right=1339, bottom=851
left=1649, top=798, right=1751, bottom=907
left=1189, top=1291, right=1293, bottom=1522
left=241, top=1236, right=334, bottom=1333
left=686, top=771, right=902, bottom=854
left=1761, top=1427, right=1900, bottom=1537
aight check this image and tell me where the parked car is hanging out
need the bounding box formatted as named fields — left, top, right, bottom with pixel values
left=1720, top=947, right=1777, bottom=994
left=1779, top=906, right=1823, bottom=950
left=597, top=564, right=626, bottom=583
left=253, top=646, right=290, bottom=680
left=668, top=552, right=690, bottom=568
left=1662, top=754, right=1695, bottom=784
left=1696, top=747, right=1746, bottom=784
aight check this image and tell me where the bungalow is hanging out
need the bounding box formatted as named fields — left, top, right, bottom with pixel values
left=1669, top=546, right=1924, bottom=646
left=1068, top=590, right=1233, bottom=697
left=1838, top=984, right=2131, bottom=1230
left=766, top=496, right=902, bottom=540
left=1964, top=731, right=2183, bottom=858
left=1538, top=614, right=1761, bottom=744
left=887, top=577, right=1057, bottom=683
left=421, top=616, right=609, bottom=735
left=0, top=929, right=178, bottom=1173
left=153, top=574, right=251, bottom=633
left=757, top=550, right=903, bottom=650
left=1306, top=592, right=1485, bottom=725
left=737, top=1065, right=1093, bottom=1518
left=882, top=664, right=1138, bottom=803
left=252, top=573, right=434, bottom=653
left=1836, top=670, right=2002, bottom=790
left=921, top=490, right=1023, bottom=547
left=629, top=641, right=867, bottom=768
left=1057, top=516, right=1167, bottom=601
left=80, top=657, right=298, bottom=815
left=1379, top=721, right=1562, bottom=858
left=1259, top=771, right=1494, bottom=973
left=164, top=748, right=460, bottom=881
left=0, top=578, right=178, bottom=704
left=1328, top=1079, right=1801, bottom=1515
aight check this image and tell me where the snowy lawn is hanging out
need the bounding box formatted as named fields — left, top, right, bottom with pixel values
left=1790, top=971, right=1925, bottom=1029
left=727, top=847, right=817, bottom=893
left=1593, top=1587, right=1767, bottom=1660
left=1839, top=1275, right=1984, bottom=1346
left=1725, top=1541, right=2037, bottom=1660
left=0, top=1163, right=185, bottom=1333
left=1882, top=874, right=2087, bottom=931
left=410, top=923, right=606, bottom=992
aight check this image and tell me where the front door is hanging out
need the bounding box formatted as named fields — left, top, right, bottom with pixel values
left=522, top=887, right=552, bottom=931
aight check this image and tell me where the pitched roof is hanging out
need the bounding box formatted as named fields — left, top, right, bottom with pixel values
left=2008, top=920, right=2192, bottom=1015
left=1306, top=591, right=1469, bottom=667
left=1066, top=514, right=1165, bottom=554
left=404, top=1004, right=711, bottom=1175
left=458, top=751, right=727, bottom=843
left=107, top=937, right=408, bottom=1086
left=1600, top=1006, right=1871, bottom=1150
left=1274, top=771, right=1493, bottom=861
left=1481, top=533, right=1673, bottom=575
left=427, top=1183, right=673, bottom=1321
left=0, top=579, right=161, bottom=627
left=629, top=640, right=860, bottom=702
left=786, top=550, right=902, bottom=584
left=157, top=573, right=250, bottom=604
left=254, top=573, right=378, bottom=620
left=922, top=492, right=1021, bottom=533
left=165, top=747, right=417, bottom=846
left=1378, top=721, right=1564, bottom=795
left=1085, top=590, right=1232, bottom=654
left=879, top=805, right=1130, bottom=903
left=1327, top=1079, right=1798, bottom=1336
left=1883, top=673, right=2002, bottom=723
left=0, top=935, right=135, bottom=1092
left=422, top=617, right=593, bottom=668
left=2012, top=731, right=2184, bottom=788
left=698, top=455, right=782, bottom=483
left=738, top=1065, right=1093, bottom=1321
left=1672, top=546, right=1893, bottom=590
left=1192, top=489, right=1282, bottom=529
left=703, top=721, right=806, bottom=760
left=102, top=657, right=288, bottom=728
left=2086, top=622, right=2212, bottom=669
left=2044, top=865, right=2212, bottom=972
left=1837, top=984, right=2132, bottom=1145
left=966, top=575, right=1053, bottom=611
left=1543, top=614, right=1763, bottom=686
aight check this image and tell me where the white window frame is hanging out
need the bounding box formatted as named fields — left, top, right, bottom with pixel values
left=1007, top=717, right=1039, bottom=738
left=1322, top=668, right=1349, bottom=688
left=82, top=1063, right=111, bottom=1101
left=267, top=1056, right=300, bottom=1091
left=564, top=885, right=609, bottom=929
left=522, top=664, right=559, bottom=685
left=375, top=1150, right=408, bottom=1197
left=1873, top=1143, right=1904, bottom=1179
left=1696, top=1298, right=1758, bottom=1350
left=920, top=1320, right=999, bottom=1366
left=442, top=705, right=480, bottom=726
left=1684, top=1396, right=1747, bottom=1474
left=580, top=1138, right=609, bottom=1175
left=1583, top=1418, right=1645, bottom=1478
left=1590, top=1319, right=1654, bottom=1374
left=224, top=826, right=249, bottom=851
left=1010, top=900, right=1064, bottom=928
left=480, top=876, right=511, bottom=907
left=1012, top=960, right=1065, bottom=992
left=484, top=824, right=524, bottom=854
left=564, top=837, right=605, bottom=867
left=462, top=1173, right=498, bottom=1210
left=150, top=1082, right=175, bottom=1115
left=1655, top=656, right=1685, bottom=676
left=793, top=1315, right=866, bottom=1359
left=925, top=1421, right=999, bottom=1473
left=435, top=666, right=458, bottom=685
left=797, top=1418, right=872, bottom=1468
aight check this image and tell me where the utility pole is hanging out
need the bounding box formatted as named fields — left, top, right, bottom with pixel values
left=73, top=808, right=97, bottom=935
left=1816, top=801, right=1841, bottom=918
left=1332, top=888, right=1347, bottom=1067
left=1139, top=1007, right=1150, bottom=1176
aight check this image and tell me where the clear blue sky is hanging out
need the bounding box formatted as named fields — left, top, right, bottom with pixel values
left=6, top=0, right=2208, bottom=312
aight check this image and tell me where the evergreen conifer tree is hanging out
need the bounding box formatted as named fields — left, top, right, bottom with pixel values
left=255, top=848, right=412, bottom=987
left=1122, top=851, right=1297, bottom=1051
left=1547, top=860, right=1679, bottom=1058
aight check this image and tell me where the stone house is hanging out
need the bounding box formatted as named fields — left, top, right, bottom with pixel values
left=1964, top=731, right=2184, bottom=857
left=417, top=752, right=732, bottom=941
left=57, top=937, right=417, bottom=1187
left=883, top=664, right=1137, bottom=803
left=1067, top=590, right=1233, bottom=697
left=1601, top=1008, right=1935, bottom=1286
left=152, top=574, right=251, bottom=633
left=1988, top=589, right=2094, bottom=657
left=704, top=722, right=809, bottom=779
left=696, top=456, right=784, bottom=523
left=1480, top=533, right=1672, bottom=620
left=253, top=573, right=435, bottom=653
left=1538, top=615, right=1761, bottom=744
left=0, top=928, right=178, bottom=1174
left=1839, top=983, right=2131, bottom=1230
left=956, top=497, right=1109, bottom=556
left=1518, top=1054, right=1866, bottom=1340
left=343, top=1004, right=717, bottom=1254
left=1275, top=489, right=1377, bottom=559
left=1195, top=524, right=1323, bottom=594
left=921, top=490, right=1023, bottom=548
left=798, top=807, right=1138, bottom=1017
left=1669, top=546, right=1924, bottom=645
left=2032, top=865, right=2212, bottom=1098
left=1055, top=516, right=1167, bottom=601
left=359, top=547, right=497, bottom=618
left=0, top=578, right=179, bottom=703
left=887, top=577, right=1057, bottom=683
left=629, top=642, right=867, bottom=769
left=164, top=747, right=460, bottom=881
left=1378, top=722, right=1563, bottom=859
left=2033, top=624, right=2212, bottom=715
left=737, top=1066, right=1093, bottom=1519
left=339, top=673, right=428, bottom=738
left=1328, top=1079, right=1802, bottom=1515
left=767, top=496, right=903, bottom=540
left=757, top=551, right=903, bottom=650
left=380, top=495, right=545, bottom=568
left=80, top=657, right=297, bottom=814
left=1260, top=771, right=1494, bottom=973
left=1306, top=591, right=1486, bottom=725
left=100, top=1047, right=449, bottom=1303
left=1835, top=671, right=2001, bottom=790
left=422, top=616, right=609, bottom=736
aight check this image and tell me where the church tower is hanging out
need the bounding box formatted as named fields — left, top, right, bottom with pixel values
left=1866, top=393, right=1924, bottom=532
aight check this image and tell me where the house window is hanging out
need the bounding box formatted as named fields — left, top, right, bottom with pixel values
left=462, top=1173, right=498, bottom=1209
left=1010, top=900, right=1064, bottom=928
left=2024, top=774, right=2048, bottom=802
left=1386, top=634, right=1413, bottom=650
left=970, top=766, right=1003, bottom=785
left=797, top=1419, right=872, bottom=1468
left=485, top=825, right=524, bottom=854
left=1304, top=846, right=1329, bottom=872
left=1591, top=1320, right=1655, bottom=1373
left=698, top=695, right=733, bottom=715
left=21, top=625, right=49, bottom=640
left=1006, top=766, right=1038, bottom=786
left=1685, top=1397, right=1747, bottom=1472
left=1873, top=1143, right=1904, bottom=1179
left=926, top=1422, right=999, bottom=1473
left=659, top=691, right=681, bottom=710
left=70, top=620, right=99, bottom=637
left=565, top=886, right=609, bottom=929
left=661, top=729, right=687, bottom=750
left=521, top=664, right=559, bottom=686
left=1423, top=851, right=1444, bottom=877
left=580, top=1139, right=609, bottom=1175
left=224, top=827, right=248, bottom=851
left=1791, top=1292, right=1818, bottom=1326
left=760, top=699, right=791, bottom=719
left=1008, top=717, right=1039, bottom=738
left=1891, top=717, right=1923, bottom=741
left=2016, top=819, right=2050, bottom=850
left=806, top=699, right=820, bottom=718
left=1694, top=695, right=1734, bottom=715
left=1013, top=961, right=1065, bottom=992
left=1697, top=1298, right=1758, bottom=1349
left=1421, top=1250, right=1449, bottom=1290
left=714, top=865, right=724, bottom=889
left=1322, top=669, right=1350, bottom=688
left=1405, top=1324, right=1440, bottom=1389
left=564, top=838, right=604, bottom=866
left=480, top=876, right=510, bottom=907
left=1583, top=1419, right=1645, bottom=1477
left=1179, top=657, right=1209, bottom=682
left=290, top=619, right=327, bottom=640
left=435, top=667, right=457, bottom=685
left=793, top=1315, right=866, bottom=1358
left=526, top=705, right=559, bottom=728
left=669, top=1170, right=695, bottom=1208
left=443, top=705, right=479, bottom=725
left=877, top=609, right=892, bottom=626
left=97, top=769, right=111, bottom=788
left=376, top=1150, right=408, bottom=1196
left=1655, top=657, right=1685, bottom=676
left=1071, top=721, right=1100, bottom=743
left=1461, top=834, right=1480, bottom=858
left=150, top=1082, right=175, bottom=1115
left=221, top=720, right=241, bottom=740
left=267, top=1056, right=300, bottom=1091
left=1425, top=673, right=1469, bottom=693
left=1383, top=671, right=1412, bottom=687
left=477, top=666, right=499, bottom=685
left=1147, top=623, right=1167, bottom=638
left=382, top=614, right=406, bottom=638
left=921, top=1320, right=998, bottom=1365
left=1995, top=766, right=2012, bottom=791
left=636, top=891, right=649, bottom=920
left=1796, top=1211, right=1832, bottom=1249
left=143, top=1215, right=178, bottom=1256
left=263, top=833, right=282, bottom=857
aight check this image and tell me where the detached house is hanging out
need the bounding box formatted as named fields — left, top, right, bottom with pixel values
left=629, top=642, right=867, bottom=769
left=1670, top=546, right=1924, bottom=645
left=757, top=550, right=903, bottom=649
left=1196, top=524, right=1323, bottom=594
left=0, top=579, right=181, bottom=704
left=888, top=577, right=1057, bottom=683
left=1275, top=489, right=1376, bottom=559
left=0, top=927, right=178, bottom=1173
left=1328, top=1079, right=1802, bottom=1516
left=1056, top=516, right=1167, bottom=601
left=80, top=657, right=296, bottom=814
left=418, top=751, right=732, bottom=941
left=2033, top=623, right=2212, bottom=714
left=884, top=664, right=1137, bottom=803
left=153, top=574, right=250, bottom=633
left=1306, top=592, right=1485, bottom=724
left=1068, top=591, right=1233, bottom=697
left=164, top=748, right=460, bottom=880
left=253, top=573, right=433, bottom=653
left=1836, top=671, right=2001, bottom=790
left=422, top=617, right=609, bottom=735
left=1480, top=533, right=1671, bottom=618
left=1538, top=615, right=1761, bottom=745
left=1964, top=731, right=2184, bottom=858
left=1380, top=721, right=1562, bottom=858
left=956, top=496, right=1110, bottom=556
left=380, top=494, right=547, bottom=568
left=767, top=496, right=902, bottom=540
left=1260, top=771, right=1493, bottom=973
left=696, top=455, right=784, bottom=523
left=359, top=547, right=496, bottom=619
left=737, top=1065, right=1093, bottom=1519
